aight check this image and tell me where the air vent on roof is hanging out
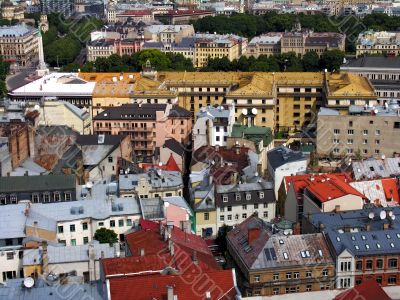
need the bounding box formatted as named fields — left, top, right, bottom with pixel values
left=111, top=203, right=118, bottom=212
left=98, top=134, right=105, bottom=144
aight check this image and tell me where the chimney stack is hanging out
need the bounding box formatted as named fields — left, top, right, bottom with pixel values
left=42, top=241, right=49, bottom=275
left=169, top=240, right=174, bottom=256
left=384, top=223, right=390, bottom=230
left=167, top=286, right=174, bottom=300
left=192, top=250, right=198, bottom=264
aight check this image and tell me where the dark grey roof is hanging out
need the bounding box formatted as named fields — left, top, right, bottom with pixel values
left=267, top=146, right=306, bottom=171
left=0, top=174, right=76, bottom=193
left=93, top=104, right=190, bottom=120
left=76, top=134, right=125, bottom=146
left=93, top=104, right=167, bottom=120
left=306, top=207, right=400, bottom=257
left=169, top=106, right=192, bottom=118
left=344, top=56, right=400, bottom=69
left=163, top=138, right=184, bottom=156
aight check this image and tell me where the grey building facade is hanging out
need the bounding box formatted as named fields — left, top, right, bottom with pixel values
left=317, top=101, right=400, bottom=159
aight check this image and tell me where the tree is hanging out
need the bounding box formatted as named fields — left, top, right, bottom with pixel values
left=131, top=49, right=171, bottom=71
left=302, top=51, right=320, bottom=71
left=94, top=228, right=118, bottom=244
left=320, top=50, right=345, bottom=72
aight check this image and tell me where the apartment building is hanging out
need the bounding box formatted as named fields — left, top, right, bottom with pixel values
left=119, top=169, right=183, bottom=198
left=0, top=174, right=77, bottom=205
left=154, top=9, right=214, bottom=25
left=356, top=30, right=400, bottom=57
left=280, top=173, right=366, bottom=225
left=92, top=104, right=192, bottom=158
left=87, top=38, right=144, bottom=62
left=340, top=56, right=400, bottom=101
left=193, top=33, right=248, bottom=68
left=246, top=28, right=345, bottom=58
left=304, top=207, right=400, bottom=289
left=39, top=0, right=73, bottom=17
left=0, top=24, right=39, bottom=67
left=192, top=104, right=235, bottom=150
left=317, top=101, right=400, bottom=158
left=227, top=215, right=335, bottom=297
left=143, top=24, right=194, bottom=44
left=215, top=179, right=276, bottom=231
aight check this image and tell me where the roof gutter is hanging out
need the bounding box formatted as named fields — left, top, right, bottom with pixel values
left=106, top=269, right=164, bottom=278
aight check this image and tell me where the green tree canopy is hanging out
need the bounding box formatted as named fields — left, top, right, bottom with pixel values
left=320, top=50, right=345, bottom=72
left=94, top=228, right=118, bottom=244
left=302, top=51, right=320, bottom=71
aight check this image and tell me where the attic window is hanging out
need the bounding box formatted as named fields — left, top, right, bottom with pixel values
left=336, top=237, right=341, bottom=242
left=283, top=252, right=289, bottom=260
left=351, top=236, right=355, bottom=241
left=370, top=167, right=375, bottom=172
left=397, top=233, right=400, bottom=239
left=386, top=234, right=391, bottom=239
left=355, top=245, right=359, bottom=250
left=301, top=251, right=306, bottom=258
left=390, top=243, right=395, bottom=248
left=365, top=244, right=370, bottom=250
left=361, top=235, right=366, bottom=240
left=318, top=250, right=323, bottom=257
left=305, top=250, right=310, bottom=258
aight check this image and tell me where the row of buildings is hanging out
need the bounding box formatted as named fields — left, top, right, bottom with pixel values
left=87, top=22, right=345, bottom=67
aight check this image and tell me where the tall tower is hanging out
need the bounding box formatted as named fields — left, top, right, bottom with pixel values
left=36, top=28, right=49, bottom=77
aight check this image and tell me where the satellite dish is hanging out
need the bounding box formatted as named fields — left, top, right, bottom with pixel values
left=388, top=211, right=393, bottom=217
left=368, top=212, right=375, bottom=219
left=86, top=182, right=93, bottom=189
left=251, top=108, right=258, bottom=115
left=242, top=108, right=248, bottom=115
left=381, top=154, right=386, bottom=160
left=255, top=172, right=258, bottom=177
left=391, top=215, right=396, bottom=221
left=380, top=210, right=387, bottom=220
left=34, top=104, right=40, bottom=111
left=374, top=109, right=379, bottom=114
left=23, top=277, right=34, bottom=288
left=164, top=202, right=169, bottom=207
left=158, top=162, right=163, bottom=167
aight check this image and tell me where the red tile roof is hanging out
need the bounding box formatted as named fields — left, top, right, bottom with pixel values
left=118, top=10, right=152, bottom=16
left=284, top=173, right=365, bottom=204
left=334, top=279, right=391, bottom=300
left=102, top=254, right=173, bottom=277
left=163, top=9, right=213, bottom=16
left=109, top=269, right=237, bottom=300
left=142, top=154, right=181, bottom=172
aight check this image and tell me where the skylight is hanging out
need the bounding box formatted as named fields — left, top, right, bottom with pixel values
left=391, top=243, right=395, bottom=248
left=376, top=243, right=381, bottom=249
left=361, top=235, right=366, bottom=240
left=318, top=250, right=323, bottom=257
left=336, top=237, right=341, bottom=242
left=355, top=245, right=359, bottom=250
left=386, top=234, right=391, bottom=239
left=365, top=244, right=370, bottom=250
left=283, top=252, right=289, bottom=260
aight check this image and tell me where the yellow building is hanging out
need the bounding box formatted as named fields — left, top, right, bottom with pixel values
left=325, top=72, right=378, bottom=114
left=78, top=71, right=376, bottom=132
left=79, top=72, right=178, bottom=116
left=193, top=33, right=247, bottom=68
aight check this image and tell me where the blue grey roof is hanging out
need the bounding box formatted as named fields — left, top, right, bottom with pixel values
left=352, top=157, right=400, bottom=180
left=0, top=24, right=37, bottom=37
left=119, top=170, right=183, bottom=190
left=196, top=105, right=231, bottom=119
left=267, top=146, right=306, bottom=171
left=0, top=281, right=102, bottom=300
left=23, top=242, right=116, bottom=265
left=318, top=107, right=339, bottom=116
left=0, top=203, right=26, bottom=239
left=307, top=207, right=400, bottom=257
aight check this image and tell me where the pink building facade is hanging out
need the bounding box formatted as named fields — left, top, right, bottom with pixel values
left=93, top=104, right=192, bottom=158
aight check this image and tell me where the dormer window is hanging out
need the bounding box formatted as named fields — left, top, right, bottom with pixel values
left=223, top=195, right=228, bottom=202
left=235, top=193, right=241, bottom=201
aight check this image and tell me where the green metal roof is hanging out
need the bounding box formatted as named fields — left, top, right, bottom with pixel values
left=0, top=174, right=76, bottom=193
left=231, top=124, right=273, bottom=148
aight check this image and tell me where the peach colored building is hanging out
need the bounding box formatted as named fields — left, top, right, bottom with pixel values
left=93, top=104, right=192, bottom=159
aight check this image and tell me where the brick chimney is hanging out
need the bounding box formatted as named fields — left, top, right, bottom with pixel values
left=248, top=227, right=261, bottom=244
